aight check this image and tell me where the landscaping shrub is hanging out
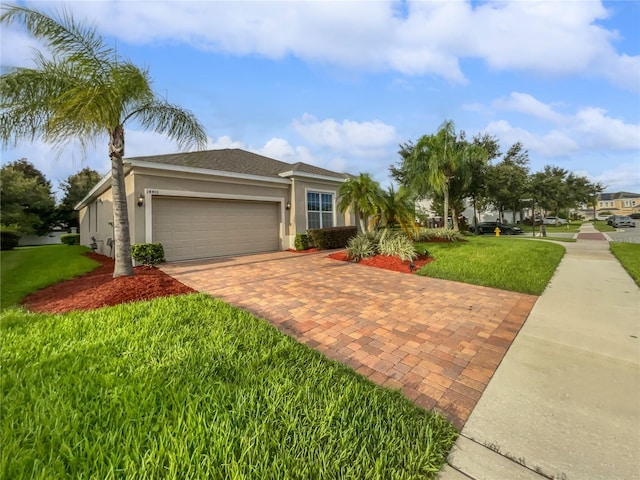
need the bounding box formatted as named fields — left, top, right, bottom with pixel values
left=131, top=243, right=165, bottom=266
left=378, top=230, right=418, bottom=261
left=308, top=226, right=357, bottom=250
left=346, top=233, right=377, bottom=262
left=0, top=226, right=22, bottom=251
left=60, top=233, right=81, bottom=245
left=294, top=233, right=312, bottom=251
left=414, top=227, right=464, bottom=243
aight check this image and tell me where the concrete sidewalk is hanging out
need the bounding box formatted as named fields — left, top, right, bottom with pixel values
left=439, top=223, right=640, bottom=480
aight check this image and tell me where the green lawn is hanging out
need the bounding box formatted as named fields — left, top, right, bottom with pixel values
left=592, top=220, right=616, bottom=232
left=416, top=236, right=565, bottom=295
left=610, top=242, right=640, bottom=287
left=1, top=295, right=457, bottom=479
left=522, top=236, right=576, bottom=243
left=543, top=222, right=580, bottom=233
left=0, top=245, right=100, bottom=310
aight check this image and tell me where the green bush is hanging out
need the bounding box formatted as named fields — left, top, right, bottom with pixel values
left=378, top=230, right=417, bottom=261
left=131, top=243, right=165, bottom=266
left=346, top=233, right=377, bottom=262
left=0, top=226, right=22, bottom=251
left=414, top=227, right=464, bottom=243
left=308, top=226, right=357, bottom=250
left=294, top=233, right=312, bottom=251
left=60, top=233, right=81, bottom=245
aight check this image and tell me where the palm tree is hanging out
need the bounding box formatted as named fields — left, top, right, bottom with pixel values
left=0, top=5, right=207, bottom=277
left=337, top=173, right=381, bottom=233
left=370, top=185, right=417, bottom=238
left=411, top=120, right=458, bottom=230
left=410, top=121, right=487, bottom=231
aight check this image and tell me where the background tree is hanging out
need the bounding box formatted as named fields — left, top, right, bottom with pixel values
left=529, top=166, right=600, bottom=222
left=410, top=120, right=460, bottom=227
left=1, top=160, right=55, bottom=235
left=1, top=5, right=207, bottom=277
left=392, top=123, right=488, bottom=231
left=57, top=167, right=102, bottom=228
left=485, top=142, right=530, bottom=223
left=467, top=134, right=500, bottom=226
left=585, top=181, right=605, bottom=219
left=337, top=173, right=381, bottom=233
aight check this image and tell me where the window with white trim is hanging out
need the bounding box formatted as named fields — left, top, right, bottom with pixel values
left=307, top=191, right=334, bottom=229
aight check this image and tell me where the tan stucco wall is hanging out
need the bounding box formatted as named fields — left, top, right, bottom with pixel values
left=290, top=177, right=354, bottom=236
left=78, top=173, right=137, bottom=256
left=79, top=168, right=355, bottom=253
left=131, top=169, right=292, bottom=246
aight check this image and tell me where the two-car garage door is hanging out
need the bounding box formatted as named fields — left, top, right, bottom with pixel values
left=152, top=197, right=279, bottom=262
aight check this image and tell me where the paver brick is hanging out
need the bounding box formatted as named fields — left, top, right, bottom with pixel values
left=162, top=250, right=536, bottom=430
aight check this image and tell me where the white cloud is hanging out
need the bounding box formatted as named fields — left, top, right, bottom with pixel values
left=0, top=26, right=44, bottom=68
left=591, top=162, right=640, bottom=192
left=208, top=135, right=245, bottom=150
left=257, top=137, right=294, bottom=159
left=493, top=93, right=566, bottom=124
left=572, top=108, right=640, bottom=150
left=291, top=114, right=396, bottom=155
left=485, top=120, right=578, bottom=157
left=489, top=94, right=640, bottom=157
left=19, top=0, right=637, bottom=90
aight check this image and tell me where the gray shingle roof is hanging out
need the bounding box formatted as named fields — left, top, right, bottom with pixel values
left=598, top=191, right=640, bottom=201
left=126, top=149, right=349, bottom=180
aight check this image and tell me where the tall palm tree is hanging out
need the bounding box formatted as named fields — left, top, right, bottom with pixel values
left=337, top=173, right=381, bottom=233
left=0, top=5, right=207, bottom=277
left=410, top=120, right=486, bottom=231
left=370, top=185, right=417, bottom=238
left=411, top=120, right=458, bottom=230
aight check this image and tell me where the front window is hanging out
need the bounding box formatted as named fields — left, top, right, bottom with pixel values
left=307, top=192, right=334, bottom=229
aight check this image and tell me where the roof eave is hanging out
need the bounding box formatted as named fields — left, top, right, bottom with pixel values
left=129, top=160, right=292, bottom=184
left=278, top=170, right=347, bottom=183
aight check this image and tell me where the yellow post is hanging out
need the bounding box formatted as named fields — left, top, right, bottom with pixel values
left=494, top=227, right=501, bottom=236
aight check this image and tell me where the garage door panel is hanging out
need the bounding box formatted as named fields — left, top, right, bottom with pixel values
left=152, top=197, right=279, bottom=261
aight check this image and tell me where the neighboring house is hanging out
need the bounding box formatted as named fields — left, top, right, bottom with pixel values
left=416, top=198, right=524, bottom=226
left=75, top=149, right=354, bottom=262
left=18, top=228, right=78, bottom=247
left=592, top=192, right=640, bottom=217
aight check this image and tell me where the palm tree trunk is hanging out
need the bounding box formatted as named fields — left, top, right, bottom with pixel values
left=443, top=180, right=450, bottom=229
left=357, top=209, right=368, bottom=233
left=472, top=195, right=478, bottom=226
left=451, top=206, right=459, bottom=231
left=110, top=125, right=134, bottom=277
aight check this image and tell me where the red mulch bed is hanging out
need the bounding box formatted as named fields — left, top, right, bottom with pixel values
left=327, top=251, right=434, bottom=273
left=21, top=253, right=196, bottom=314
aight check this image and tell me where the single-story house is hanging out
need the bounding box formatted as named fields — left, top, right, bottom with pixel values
left=76, top=149, right=355, bottom=262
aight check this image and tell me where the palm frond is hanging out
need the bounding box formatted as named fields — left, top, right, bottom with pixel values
left=130, top=100, right=207, bottom=151
left=1, top=4, right=113, bottom=74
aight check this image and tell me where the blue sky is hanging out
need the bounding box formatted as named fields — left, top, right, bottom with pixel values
left=2, top=0, right=639, bottom=198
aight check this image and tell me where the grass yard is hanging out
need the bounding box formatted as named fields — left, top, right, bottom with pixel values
left=416, top=236, right=565, bottom=295
left=519, top=222, right=581, bottom=234
left=0, top=245, right=99, bottom=310
left=525, top=236, right=576, bottom=243
left=592, top=220, right=616, bottom=232
left=1, top=295, right=457, bottom=479
left=610, top=242, right=640, bottom=287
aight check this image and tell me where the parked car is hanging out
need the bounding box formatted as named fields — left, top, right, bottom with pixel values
left=611, top=216, right=636, bottom=228
left=470, top=222, right=523, bottom=235
left=607, top=215, right=626, bottom=226
left=629, top=213, right=640, bottom=220
left=543, top=216, right=568, bottom=225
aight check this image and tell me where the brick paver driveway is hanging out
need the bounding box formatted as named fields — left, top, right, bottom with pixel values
left=162, top=251, right=537, bottom=429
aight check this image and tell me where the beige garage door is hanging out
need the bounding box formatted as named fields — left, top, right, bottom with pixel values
left=152, top=197, right=279, bottom=261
